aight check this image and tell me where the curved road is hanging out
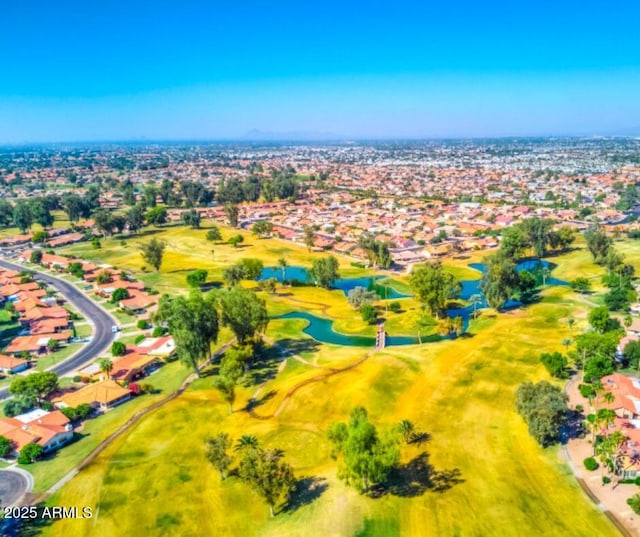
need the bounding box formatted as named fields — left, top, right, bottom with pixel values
left=0, top=469, right=29, bottom=507
left=0, top=258, right=116, bottom=400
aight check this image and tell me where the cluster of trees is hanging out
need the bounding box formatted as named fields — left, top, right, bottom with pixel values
left=540, top=351, right=569, bottom=379
left=515, top=381, right=568, bottom=446
left=216, top=172, right=300, bottom=205
left=205, top=433, right=296, bottom=517
left=186, top=269, right=208, bottom=288
left=575, top=306, right=623, bottom=381
left=357, top=234, right=393, bottom=269
left=155, top=286, right=268, bottom=379
left=500, top=218, right=575, bottom=259
left=480, top=254, right=544, bottom=310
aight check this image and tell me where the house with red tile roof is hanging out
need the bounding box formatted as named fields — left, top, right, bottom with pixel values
left=0, top=409, right=73, bottom=456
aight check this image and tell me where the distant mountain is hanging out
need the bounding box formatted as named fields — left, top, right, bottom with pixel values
left=240, top=129, right=341, bottom=141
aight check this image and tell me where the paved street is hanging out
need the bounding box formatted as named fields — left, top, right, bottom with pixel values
left=0, top=469, right=29, bottom=507
left=0, top=258, right=117, bottom=400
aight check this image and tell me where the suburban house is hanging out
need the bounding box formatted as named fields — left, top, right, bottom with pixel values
left=0, top=354, right=30, bottom=374
left=53, top=380, right=131, bottom=411
left=133, top=336, right=176, bottom=359
left=0, top=409, right=73, bottom=456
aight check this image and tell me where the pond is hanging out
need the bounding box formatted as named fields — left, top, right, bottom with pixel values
left=259, top=267, right=410, bottom=299
left=268, top=259, right=566, bottom=347
left=277, top=311, right=422, bottom=347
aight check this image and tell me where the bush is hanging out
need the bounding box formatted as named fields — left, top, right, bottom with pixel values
left=360, top=303, right=377, bottom=324
left=152, top=326, right=165, bottom=337
left=602, top=476, right=611, bottom=485
left=583, top=457, right=599, bottom=471
left=628, top=493, right=640, bottom=514
left=72, top=375, right=82, bottom=383
left=134, top=335, right=145, bottom=344
left=111, top=341, right=126, bottom=357
left=140, top=383, right=154, bottom=394
left=111, top=288, right=130, bottom=304
left=389, top=301, right=402, bottom=313
left=136, top=319, right=149, bottom=330
left=18, top=442, right=43, bottom=464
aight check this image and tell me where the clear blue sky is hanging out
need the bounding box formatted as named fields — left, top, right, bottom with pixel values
left=1, top=0, right=639, bottom=142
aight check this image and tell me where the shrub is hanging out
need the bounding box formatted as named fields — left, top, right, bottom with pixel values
left=583, top=457, right=598, bottom=471
left=628, top=493, right=640, bottom=514
left=575, top=404, right=584, bottom=413
left=140, top=383, right=154, bottom=394
left=152, top=326, right=165, bottom=337
left=18, top=442, right=43, bottom=464
left=602, top=476, right=611, bottom=485
left=111, top=288, right=130, bottom=304
left=72, top=375, right=82, bottom=383
left=111, top=341, right=126, bottom=357
left=360, top=303, right=377, bottom=324
left=134, top=335, right=145, bottom=344
left=389, top=301, right=402, bottom=313
left=136, top=319, right=149, bottom=330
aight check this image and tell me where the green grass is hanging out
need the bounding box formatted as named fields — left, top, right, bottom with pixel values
left=42, top=243, right=625, bottom=537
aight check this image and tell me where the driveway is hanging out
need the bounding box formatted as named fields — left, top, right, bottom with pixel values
left=0, top=258, right=117, bottom=400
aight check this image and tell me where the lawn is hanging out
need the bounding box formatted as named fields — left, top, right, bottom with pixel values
left=41, top=243, right=623, bottom=537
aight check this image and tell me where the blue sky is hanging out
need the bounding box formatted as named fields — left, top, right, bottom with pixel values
left=1, top=0, right=639, bottom=142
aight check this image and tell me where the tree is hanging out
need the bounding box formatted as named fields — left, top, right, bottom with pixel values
left=540, top=351, right=568, bottom=378
left=219, top=287, right=268, bottom=345
left=500, top=226, right=528, bottom=259
left=309, top=256, right=340, bottom=289
left=515, top=381, right=568, bottom=446
left=357, top=234, right=393, bottom=269
left=0, top=435, right=12, bottom=457
left=186, top=269, right=208, bottom=288
left=125, top=205, right=145, bottom=234
left=97, top=358, right=113, bottom=378
left=397, top=419, right=415, bottom=444
left=205, top=432, right=232, bottom=479
left=516, top=270, right=537, bottom=301
left=469, top=294, right=483, bottom=319
left=327, top=406, right=400, bottom=494
left=18, top=442, right=43, bottom=464
left=111, top=341, right=126, bottom=357
left=570, top=277, right=592, bottom=293
left=228, top=234, right=244, bottom=248
left=481, top=253, right=520, bottom=311
left=628, top=494, right=640, bottom=515
left=4, top=396, right=36, bottom=417
left=277, top=258, right=288, bottom=283
left=220, top=345, right=253, bottom=379
left=206, top=226, right=222, bottom=242
left=146, top=206, right=168, bottom=226
left=302, top=225, right=315, bottom=252
left=409, top=261, right=461, bottom=318
left=224, top=203, right=239, bottom=227
left=360, top=303, right=377, bottom=324
left=139, top=238, right=167, bottom=271
left=604, top=287, right=632, bottom=312
left=9, top=372, right=59, bottom=405
left=13, top=201, right=33, bottom=233
left=214, top=376, right=236, bottom=414
left=235, top=434, right=260, bottom=453
left=585, top=228, right=612, bottom=264
left=29, top=250, right=43, bottom=264
left=347, top=287, right=378, bottom=310
left=240, top=258, right=264, bottom=280
left=588, top=306, right=614, bottom=334
left=624, top=340, right=640, bottom=369
left=223, top=264, right=246, bottom=287
left=239, top=447, right=296, bottom=517
left=158, top=291, right=219, bottom=377
left=111, top=287, right=129, bottom=304
left=252, top=221, right=273, bottom=237
left=93, top=208, right=114, bottom=236
left=95, top=270, right=113, bottom=285
left=182, top=209, right=201, bottom=229
left=29, top=199, right=53, bottom=228
left=31, top=230, right=48, bottom=244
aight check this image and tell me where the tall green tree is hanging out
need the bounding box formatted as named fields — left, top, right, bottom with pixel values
left=309, top=256, right=340, bottom=289
left=13, top=201, right=33, bottom=233
left=218, top=286, right=269, bottom=345
left=205, top=433, right=233, bottom=479
left=409, top=261, right=461, bottom=318
left=139, top=238, right=167, bottom=271
left=327, top=406, right=400, bottom=494
left=9, top=372, right=59, bottom=405
left=480, top=253, right=520, bottom=311
left=515, top=381, right=568, bottom=447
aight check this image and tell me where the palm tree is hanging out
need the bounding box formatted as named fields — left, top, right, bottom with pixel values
left=234, top=434, right=260, bottom=453
left=561, top=338, right=572, bottom=353
left=398, top=419, right=415, bottom=444
left=542, top=267, right=551, bottom=286
left=97, top=358, right=113, bottom=380
left=277, top=258, right=288, bottom=284
left=567, top=317, right=575, bottom=333
left=470, top=294, right=482, bottom=320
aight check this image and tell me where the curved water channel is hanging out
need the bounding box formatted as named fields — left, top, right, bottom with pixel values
left=261, top=260, right=567, bottom=347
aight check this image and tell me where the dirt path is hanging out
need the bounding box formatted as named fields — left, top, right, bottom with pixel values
left=246, top=350, right=375, bottom=420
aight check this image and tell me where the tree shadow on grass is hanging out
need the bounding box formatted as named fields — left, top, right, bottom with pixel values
left=250, top=345, right=285, bottom=385
left=283, top=476, right=329, bottom=513
left=380, top=452, right=464, bottom=498
left=245, top=389, right=277, bottom=412
left=274, top=338, right=321, bottom=357
left=3, top=503, right=54, bottom=536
